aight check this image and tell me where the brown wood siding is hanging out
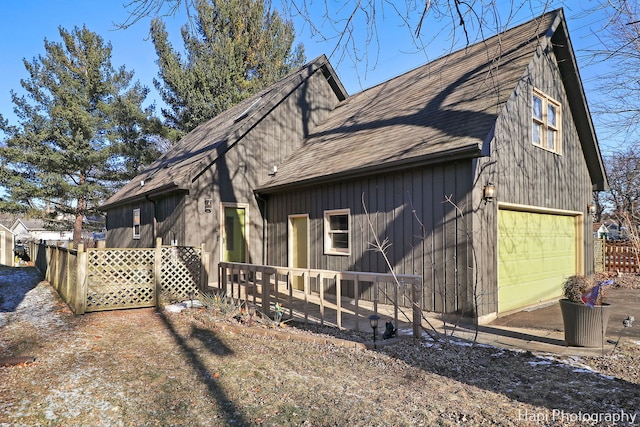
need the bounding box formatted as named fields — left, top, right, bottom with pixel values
left=265, top=161, right=474, bottom=314
left=105, top=201, right=155, bottom=248
left=473, top=45, right=596, bottom=316
left=156, top=193, right=186, bottom=246
left=179, top=67, right=343, bottom=276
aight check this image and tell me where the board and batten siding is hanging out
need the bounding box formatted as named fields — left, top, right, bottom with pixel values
left=265, top=161, right=476, bottom=314
left=155, top=193, right=187, bottom=245
left=473, top=40, right=595, bottom=317
left=181, top=64, right=345, bottom=274
left=106, top=200, right=156, bottom=248
left=105, top=192, right=186, bottom=248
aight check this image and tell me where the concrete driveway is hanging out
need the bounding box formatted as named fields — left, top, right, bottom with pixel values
left=481, top=287, right=640, bottom=355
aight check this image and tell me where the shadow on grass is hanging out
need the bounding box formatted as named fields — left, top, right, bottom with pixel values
left=156, top=310, right=249, bottom=426
left=456, top=324, right=568, bottom=347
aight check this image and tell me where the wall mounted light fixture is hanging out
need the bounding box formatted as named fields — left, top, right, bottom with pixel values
left=204, top=198, right=213, bottom=213
left=588, top=204, right=596, bottom=215
left=483, top=183, right=496, bottom=202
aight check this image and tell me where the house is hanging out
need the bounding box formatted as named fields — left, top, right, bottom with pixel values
left=11, top=218, right=73, bottom=244
left=0, top=222, right=15, bottom=266
left=102, top=9, right=607, bottom=322
left=594, top=222, right=609, bottom=239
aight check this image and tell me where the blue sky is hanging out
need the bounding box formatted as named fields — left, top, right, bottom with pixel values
left=0, top=1, right=621, bottom=154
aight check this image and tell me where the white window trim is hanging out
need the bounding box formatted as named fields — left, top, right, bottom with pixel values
left=532, top=89, right=561, bottom=154
left=324, top=209, right=351, bottom=256
left=132, top=208, right=141, bottom=240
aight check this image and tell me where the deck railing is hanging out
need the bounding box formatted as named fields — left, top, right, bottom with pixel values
left=217, top=262, right=423, bottom=338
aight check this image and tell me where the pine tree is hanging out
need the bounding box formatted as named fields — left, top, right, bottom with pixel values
left=0, top=26, right=166, bottom=242
left=151, top=0, right=305, bottom=137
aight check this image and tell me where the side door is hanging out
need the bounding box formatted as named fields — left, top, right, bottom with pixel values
left=222, top=205, right=248, bottom=263
left=288, top=215, right=309, bottom=290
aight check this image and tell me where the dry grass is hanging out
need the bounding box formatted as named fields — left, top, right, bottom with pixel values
left=1, top=268, right=640, bottom=426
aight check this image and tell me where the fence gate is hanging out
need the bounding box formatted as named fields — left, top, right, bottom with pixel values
left=85, top=246, right=203, bottom=313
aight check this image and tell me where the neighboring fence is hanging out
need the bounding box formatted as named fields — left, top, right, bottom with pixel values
left=594, top=238, right=605, bottom=273
left=32, top=238, right=209, bottom=314
left=217, top=262, right=423, bottom=338
left=604, top=240, right=639, bottom=273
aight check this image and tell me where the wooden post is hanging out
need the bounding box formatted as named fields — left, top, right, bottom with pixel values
left=50, top=245, right=59, bottom=291
left=335, top=273, right=342, bottom=329
left=394, top=280, right=400, bottom=327
left=303, top=272, right=309, bottom=324
left=373, top=280, right=379, bottom=316
left=44, top=245, right=51, bottom=282
left=220, top=264, right=227, bottom=295
left=251, top=266, right=257, bottom=305
left=273, top=271, right=280, bottom=307
left=412, top=280, right=422, bottom=343
left=154, top=237, right=163, bottom=308
left=261, top=268, right=271, bottom=317
left=75, top=244, right=87, bottom=315
left=65, top=246, right=72, bottom=302
left=200, top=243, right=209, bottom=293
left=354, top=275, right=360, bottom=331
left=319, top=273, right=324, bottom=326
left=287, top=272, right=293, bottom=319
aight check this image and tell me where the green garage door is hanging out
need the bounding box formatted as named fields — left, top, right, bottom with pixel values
left=498, top=209, right=577, bottom=313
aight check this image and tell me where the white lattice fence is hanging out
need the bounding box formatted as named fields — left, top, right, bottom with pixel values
left=160, top=246, right=202, bottom=300
left=85, top=248, right=156, bottom=312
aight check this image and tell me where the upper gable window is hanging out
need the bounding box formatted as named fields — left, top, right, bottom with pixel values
left=532, top=90, right=561, bottom=154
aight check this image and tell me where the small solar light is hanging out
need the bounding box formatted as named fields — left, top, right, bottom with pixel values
left=368, top=314, right=380, bottom=348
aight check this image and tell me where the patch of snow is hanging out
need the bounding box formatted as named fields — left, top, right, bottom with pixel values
left=164, top=299, right=205, bottom=313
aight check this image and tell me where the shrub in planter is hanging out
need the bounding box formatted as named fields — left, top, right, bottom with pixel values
left=560, top=275, right=613, bottom=347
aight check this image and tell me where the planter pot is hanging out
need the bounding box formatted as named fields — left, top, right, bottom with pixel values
left=560, top=299, right=612, bottom=347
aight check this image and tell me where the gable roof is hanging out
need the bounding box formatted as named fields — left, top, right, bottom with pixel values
left=0, top=213, right=18, bottom=230
left=11, top=218, right=47, bottom=232
left=257, top=9, right=607, bottom=192
left=0, top=222, right=13, bottom=235
left=101, top=55, right=347, bottom=209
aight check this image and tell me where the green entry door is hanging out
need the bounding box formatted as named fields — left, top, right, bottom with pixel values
left=498, top=209, right=577, bottom=313
left=223, top=206, right=246, bottom=263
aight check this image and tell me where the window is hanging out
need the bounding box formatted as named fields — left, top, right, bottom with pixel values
left=133, top=208, right=141, bottom=240
left=532, top=90, right=561, bottom=153
left=324, top=209, right=350, bottom=255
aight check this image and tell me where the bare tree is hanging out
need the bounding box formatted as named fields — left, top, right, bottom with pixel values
left=117, top=0, right=554, bottom=79
left=116, top=0, right=195, bottom=30
left=604, top=146, right=640, bottom=232
left=589, top=0, right=640, bottom=145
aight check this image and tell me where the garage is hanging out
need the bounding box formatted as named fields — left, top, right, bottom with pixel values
left=498, top=208, right=580, bottom=313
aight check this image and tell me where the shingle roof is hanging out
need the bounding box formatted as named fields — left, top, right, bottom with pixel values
left=101, top=55, right=346, bottom=209
left=257, top=10, right=559, bottom=192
